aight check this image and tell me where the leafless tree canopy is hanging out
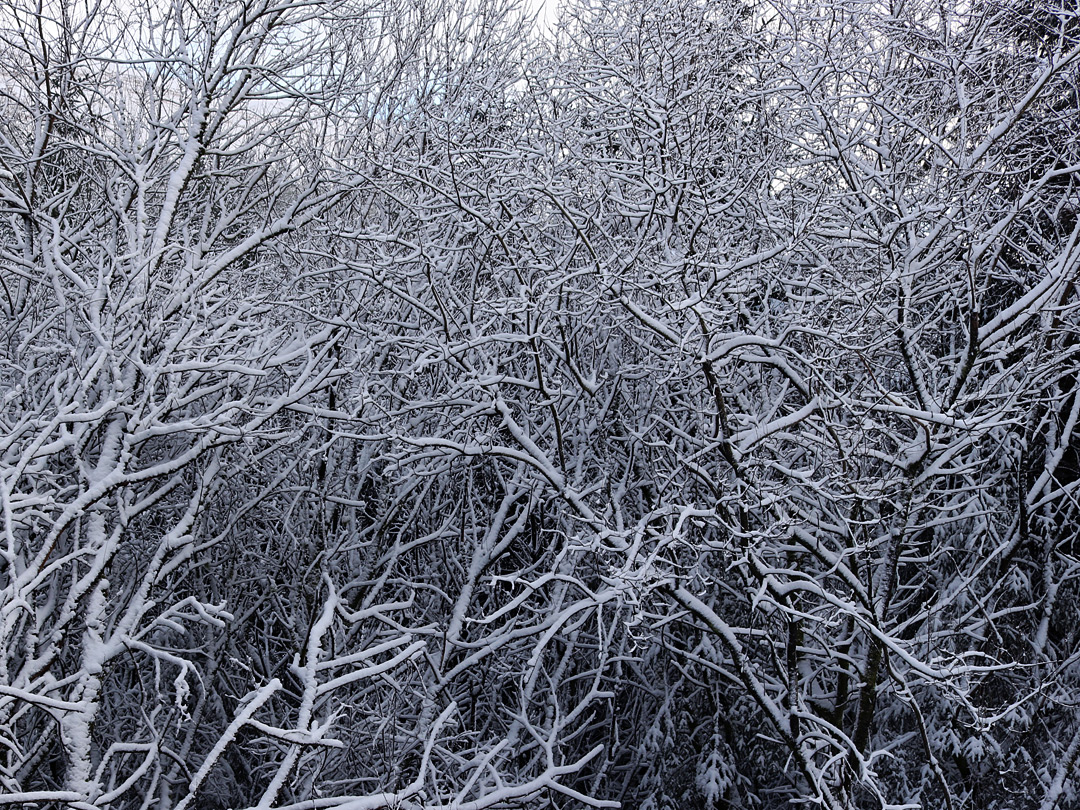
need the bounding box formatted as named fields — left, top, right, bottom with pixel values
left=1, top=0, right=1079, bottom=807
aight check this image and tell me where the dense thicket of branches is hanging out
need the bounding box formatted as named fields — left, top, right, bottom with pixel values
left=1, top=0, right=1078, bottom=808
